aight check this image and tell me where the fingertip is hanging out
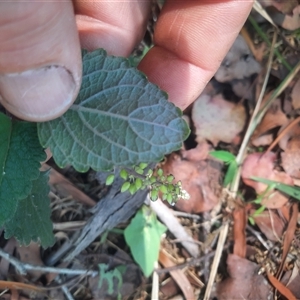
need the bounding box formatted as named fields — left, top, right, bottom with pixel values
left=0, top=65, right=80, bottom=122
left=0, top=1, right=82, bottom=121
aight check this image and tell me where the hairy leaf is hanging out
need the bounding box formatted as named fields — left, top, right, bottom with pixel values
left=4, top=171, right=54, bottom=248
left=124, top=205, right=166, bottom=277
left=38, top=49, right=190, bottom=172
left=0, top=113, right=46, bottom=225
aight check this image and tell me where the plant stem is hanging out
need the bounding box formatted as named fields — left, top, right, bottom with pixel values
left=0, top=248, right=98, bottom=277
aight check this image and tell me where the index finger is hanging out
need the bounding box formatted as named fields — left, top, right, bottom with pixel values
left=138, top=0, right=254, bottom=109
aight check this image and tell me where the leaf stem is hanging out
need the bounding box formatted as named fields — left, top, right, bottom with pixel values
left=0, top=248, right=98, bottom=277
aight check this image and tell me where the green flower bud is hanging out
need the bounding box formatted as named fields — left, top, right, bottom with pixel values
left=135, top=167, right=144, bottom=175
left=157, top=168, right=163, bottom=177
left=147, top=169, right=153, bottom=177
left=139, top=163, right=148, bottom=170
left=120, top=169, right=128, bottom=180
left=150, top=189, right=158, bottom=201
left=167, top=175, right=174, bottom=183
left=167, top=184, right=174, bottom=192
left=167, top=193, right=173, bottom=204
left=135, top=178, right=143, bottom=190
left=121, top=182, right=130, bottom=193
left=150, top=176, right=156, bottom=184
left=129, top=183, right=137, bottom=195
left=105, top=174, right=115, bottom=185
left=159, top=185, right=168, bottom=194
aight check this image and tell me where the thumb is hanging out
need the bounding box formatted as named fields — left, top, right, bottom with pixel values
left=0, top=1, right=82, bottom=122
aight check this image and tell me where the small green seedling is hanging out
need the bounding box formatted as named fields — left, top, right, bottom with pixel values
left=210, top=150, right=238, bottom=186
left=251, top=177, right=300, bottom=201
left=248, top=176, right=300, bottom=224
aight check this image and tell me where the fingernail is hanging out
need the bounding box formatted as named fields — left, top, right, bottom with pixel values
left=0, top=66, right=77, bottom=122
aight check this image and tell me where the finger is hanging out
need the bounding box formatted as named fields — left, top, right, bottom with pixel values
left=0, top=1, right=81, bottom=122
left=138, top=0, right=254, bottom=110
left=75, top=1, right=151, bottom=56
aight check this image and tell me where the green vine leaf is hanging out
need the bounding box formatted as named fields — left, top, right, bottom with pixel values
left=38, top=49, right=190, bottom=172
left=124, top=205, right=166, bottom=277
left=4, top=171, right=54, bottom=248
left=0, top=113, right=46, bottom=226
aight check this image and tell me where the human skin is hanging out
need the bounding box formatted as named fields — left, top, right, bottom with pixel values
left=0, top=0, right=253, bottom=122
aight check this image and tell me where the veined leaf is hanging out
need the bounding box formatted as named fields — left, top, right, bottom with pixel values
left=4, top=171, right=54, bottom=248
left=124, top=205, right=166, bottom=277
left=210, top=150, right=236, bottom=164
left=0, top=113, right=46, bottom=226
left=251, top=176, right=300, bottom=200
left=38, top=49, right=190, bottom=172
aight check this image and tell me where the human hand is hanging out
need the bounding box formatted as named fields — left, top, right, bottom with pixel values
left=0, top=1, right=253, bottom=122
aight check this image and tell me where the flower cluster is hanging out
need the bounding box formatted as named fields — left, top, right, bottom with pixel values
left=105, top=164, right=190, bottom=205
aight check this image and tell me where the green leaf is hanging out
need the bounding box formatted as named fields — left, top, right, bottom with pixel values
left=0, top=113, right=46, bottom=226
left=121, top=181, right=130, bottom=193
left=248, top=216, right=255, bottom=225
left=253, top=205, right=266, bottom=216
left=210, top=150, right=236, bottom=163
left=38, top=49, right=190, bottom=172
left=105, top=174, right=115, bottom=185
left=120, top=169, right=128, bottom=180
left=4, top=171, right=54, bottom=248
left=124, top=205, right=166, bottom=277
left=223, top=161, right=238, bottom=186
left=251, top=176, right=300, bottom=200
left=135, top=178, right=143, bottom=190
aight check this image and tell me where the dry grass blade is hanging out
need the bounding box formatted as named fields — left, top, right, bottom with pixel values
left=159, top=249, right=195, bottom=300
left=0, top=280, right=44, bottom=293
left=235, top=30, right=277, bottom=170
left=276, top=203, right=299, bottom=279
left=203, top=222, right=229, bottom=300
left=253, top=0, right=278, bottom=28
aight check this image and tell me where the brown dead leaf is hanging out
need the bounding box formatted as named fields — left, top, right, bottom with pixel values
left=281, top=264, right=300, bottom=299
left=261, top=0, right=299, bottom=14
left=41, top=164, right=96, bottom=207
left=159, top=249, right=195, bottom=300
left=291, top=77, right=300, bottom=110
left=267, top=272, right=297, bottom=300
left=216, top=254, right=271, bottom=299
left=281, top=137, right=300, bottom=178
left=252, top=209, right=286, bottom=241
left=162, top=151, right=222, bottom=213
left=281, top=5, right=300, bottom=30
left=252, top=98, right=288, bottom=147
left=241, top=152, right=294, bottom=208
left=278, top=120, right=300, bottom=151
left=192, top=93, right=246, bottom=146
left=276, top=203, right=298, bottom=278
left=17, top=242, right=44, bottom=279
